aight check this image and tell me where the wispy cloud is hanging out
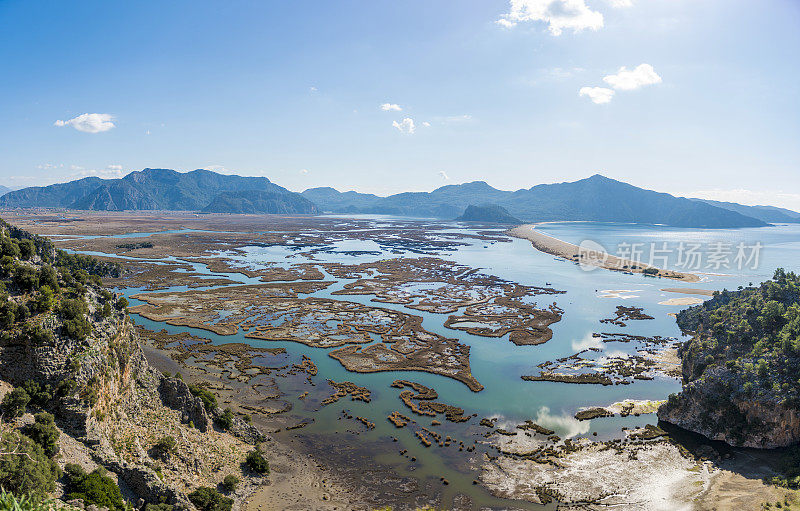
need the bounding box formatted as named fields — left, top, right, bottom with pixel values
left=70, top=165, right=126, bottom=179
left=380, top=103, right=402, bottom=112
left=299, top=168, right=309, bottom=175
left=608, top=0, right=633, bottom=7
left=392, top=117, right=415, bottom=134
left=497, top=0, right=604, bottom=35
left=430, top=114, right=473, bottom=125
left=603, top=63, right=662, bottom=90
left=579, top=86, right=615, bottom=104
left=438, top=170, right=450, bottom=180
left=37, top=163, right=63, bottom=170
left=54, top=113, right=115, bottom=133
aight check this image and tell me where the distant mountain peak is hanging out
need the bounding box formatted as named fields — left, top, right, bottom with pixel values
left=0, top=167, right=315, bottom=214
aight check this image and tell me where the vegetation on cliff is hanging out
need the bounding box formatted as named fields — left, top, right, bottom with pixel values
left=658, top=269, right=800, bottom=447
left=0, top=217, right=267, bottom=507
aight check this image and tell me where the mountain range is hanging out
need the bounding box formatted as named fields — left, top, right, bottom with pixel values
left=0, top=168, right=317, bottom=214
left=303, top=174, right=783, bottom=228
left=694, top=199, right=800, bottom=224
left=1, top=169, right=798, bottom=229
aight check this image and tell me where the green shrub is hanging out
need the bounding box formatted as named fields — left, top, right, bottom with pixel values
left=1, top=238, right=20, bottom=259
left=64, top=465, right=125, bottom=510
left=32, top=286, right=56, bottom=314
left=221, top=474, right=239, bottom=493
left=2, top=388, right=31, bottom=418
left=60, top=297, right=91, bottom=340
left=116, top=297, right=128, bottom=310
left=17, top=240, right=35, bottom=261
left=214, top=408, right=234, bottom=431
left=0, top=431, right=59, bottom=499
left=152, top=436, right=176, bottom=458
left=38, top=265, right=59, bottom=292
left=245, top=449, right=269, bottom=474
left=22, top=323, right=53, bottom=345
left=62, top=317, right=91, bottom=340
left=188, top=487, right=232, bottom=511
left=143, top=504, right=174, bottom=511
left=21, top=380, right=53, bottom=408
left=0, top=301, right=16, bottom=330
left=0, top=487, right=56, bottom=510
left=12, top=266, right=39, bottom=293
left=189, top=385, right=217, bottom=411
left=22, top=412, right=59, bottom=457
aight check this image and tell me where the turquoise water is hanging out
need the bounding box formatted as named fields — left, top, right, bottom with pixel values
left=64, top=219, right=800, bottom=508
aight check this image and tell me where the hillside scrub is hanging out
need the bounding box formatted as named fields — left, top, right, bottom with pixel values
left=659, top=269, right=800, bottom=447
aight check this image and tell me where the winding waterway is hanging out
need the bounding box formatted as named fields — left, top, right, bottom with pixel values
left=60, top=218, right=800, bottom=509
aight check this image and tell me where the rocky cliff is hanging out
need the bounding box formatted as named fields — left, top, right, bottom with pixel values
left=658, top=269, right=800, bottom=448
left=0, top=218, right=264, bottom=508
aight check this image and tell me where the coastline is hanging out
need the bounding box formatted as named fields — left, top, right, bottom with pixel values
left=507, top=224, right=701, bottom=283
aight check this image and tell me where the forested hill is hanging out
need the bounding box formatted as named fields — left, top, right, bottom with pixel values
left=0, top=168, right=317, bottom=214
left=304, top=174, right=769, bottom=228
left=658, top=269, right=800, bottom=448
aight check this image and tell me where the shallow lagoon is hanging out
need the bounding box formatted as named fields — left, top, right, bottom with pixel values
left=76, top=218, right=800, bottom=508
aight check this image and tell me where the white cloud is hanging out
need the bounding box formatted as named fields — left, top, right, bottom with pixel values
left=392, top=117, right=415, bottom=134
left=107, top=164, right=123, bottom=171
left=579, top=86, right=615, bottom=104
left=422, top=121, right=431, bottom=127
left=438, top=170, right=449, bottom=180
left=299, top=168, right=309, bottom=175
left=608, top=0, right=633, bottom=7
left=70, top=167, right=125, bottom=179
left=603, top=63, right=661, bottom=91
left=380, top=103, right=402, bottom=112
left=497, top=0, right=604, bottom=36
left=54, top=113, right=115, bottom=133
left=309, top=86, right=319, bottom=93
left=37, top=163, right=63, bottom=170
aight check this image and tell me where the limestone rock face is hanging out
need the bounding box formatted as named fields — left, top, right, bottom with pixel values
left=658, top=364, right=800, bottom=448
left=0, top=293, right=215, bottom=507
left=158, top=376, right=210, bottom=432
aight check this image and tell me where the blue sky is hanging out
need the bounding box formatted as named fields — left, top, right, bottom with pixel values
left=2, top=0, right=799, bottom=208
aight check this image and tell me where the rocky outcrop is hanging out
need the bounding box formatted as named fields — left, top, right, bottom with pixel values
left=0, top=290, right=238, bottom=506
left=658, top=270, right=800, bottom=448
left=158, top=377, right=210, bottom=432
left=658, top=363, right=800, bottom=448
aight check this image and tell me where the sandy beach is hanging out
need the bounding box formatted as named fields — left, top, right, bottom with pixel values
left=661, top=287, right=715, bottom=296
left=508, top=224, right=700, bottom=283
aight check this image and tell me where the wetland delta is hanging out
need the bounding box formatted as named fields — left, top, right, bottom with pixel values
left=11, top=210, right=800, bottom=511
